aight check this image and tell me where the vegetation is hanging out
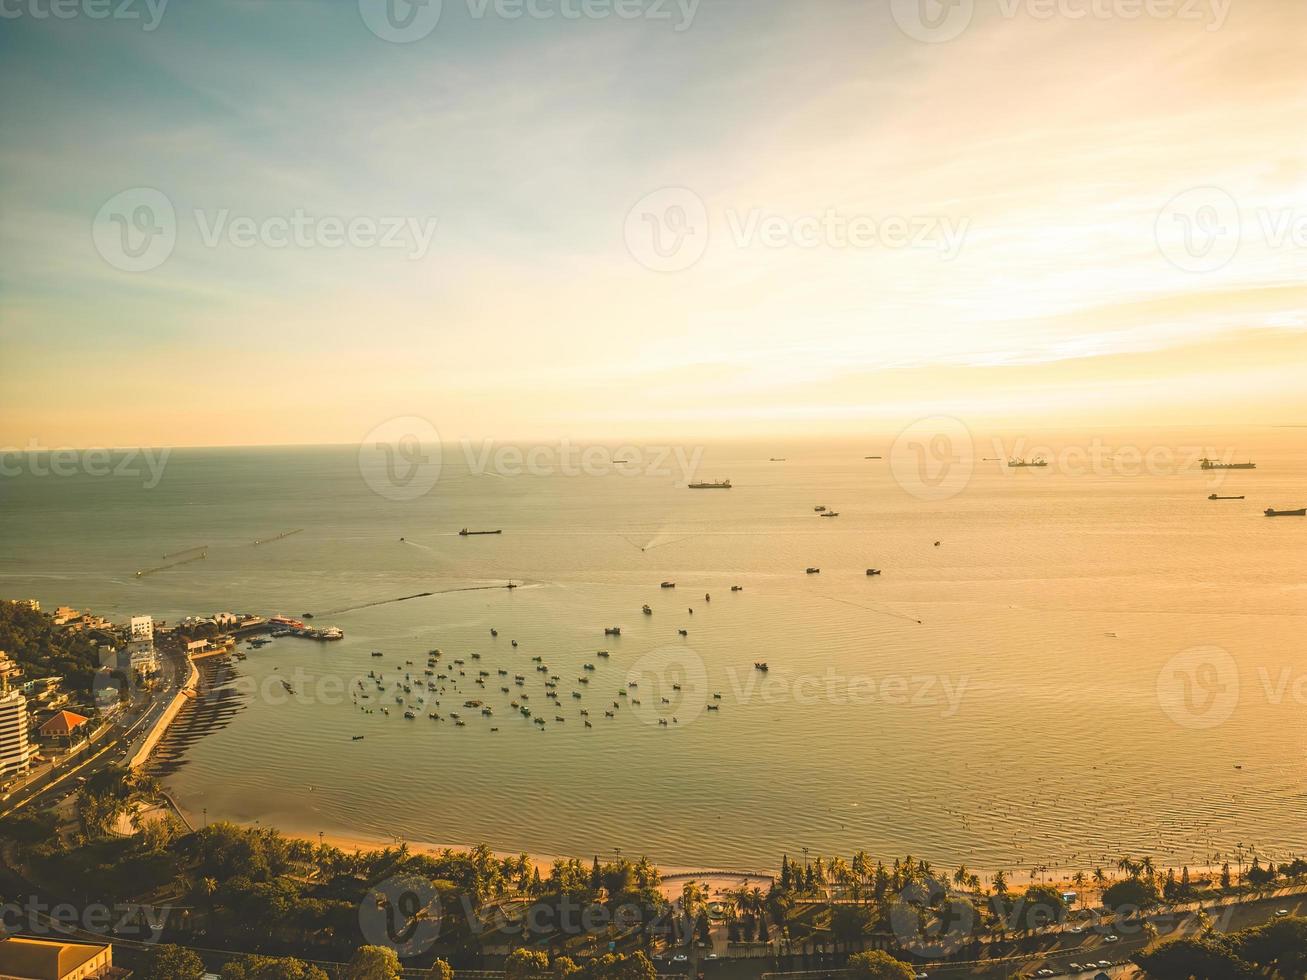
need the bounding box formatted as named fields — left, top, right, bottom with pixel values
left=0, top=599, right=104, bottom=692
left=220, top=955, right=330, bottom=980
left=845, top=950, right=915, bottom=980
left=136, top=943, right=206, bottom=980
left=1136, top=916, right=1307, bottom=979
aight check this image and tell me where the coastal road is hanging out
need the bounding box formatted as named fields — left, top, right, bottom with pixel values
left=691, top=890, right=1307, bottom=979
left=0, top=646, right=185, bottom=819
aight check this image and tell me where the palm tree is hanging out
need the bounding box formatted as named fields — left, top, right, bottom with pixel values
left=953, top=864, right=970, bottom=891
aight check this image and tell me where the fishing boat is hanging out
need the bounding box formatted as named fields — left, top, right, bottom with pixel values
left=1265, top=508, right=1306, bottom=517
left=351, top=735, right=365, bottom=741
left=604, top=627, right=622, bottom=636
left=805, top=567, right=820, bottom=574
left=596, top=650, right=610, bottom=657
left=459, top=528, right=503, bottom=536
left=678, top=629, right=688, bottom=636
left=660, top=581, right=676, bottom=588
left=820, top=511, right=839, bottom=518
left=1209, top=494, right=1245, bottom=500
left=731, top=585, right=743, bottom=591
left=688, top=479, right=731, bottom=489
left=866, top=568, right=882, bottom=576
left=754, top=662, right=769, bottom=672
left=814, top=505, right=826, bottom=512
left=642, top=605, right=652, bottom=615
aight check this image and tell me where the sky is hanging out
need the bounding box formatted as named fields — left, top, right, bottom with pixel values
left=1, top=0, right=1305, bottom=448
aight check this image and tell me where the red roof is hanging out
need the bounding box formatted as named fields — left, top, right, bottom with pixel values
left=39, top=710, right=90, bottom=736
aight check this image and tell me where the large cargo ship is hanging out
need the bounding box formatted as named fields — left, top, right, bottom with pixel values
left=1008, top=458, right=1048, bottom=467
left=1265, top=508, right=1306, bottom=517
left=1201, top=458, right=1257, bottom=470
left=688, top=480, right=732, bottom=489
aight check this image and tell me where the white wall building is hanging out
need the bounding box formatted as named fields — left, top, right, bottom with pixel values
left=0, top=688, right=35, bottom=778
left=129, top=615, right=154, bottom=642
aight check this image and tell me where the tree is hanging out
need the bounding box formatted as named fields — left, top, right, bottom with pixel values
left=845, top=950, right=914, bottom=980
left=1134, top=936, right=1259, bottom=979
left=1102, top=876, right=1160, bottom=913
left=1014, top=884, right=1066, bottom=931
left=586, top=952, right=656, bottom=980
left=221, top=955, right=329, bottom=980
left=137, top=944, right=206, bottom=980
left=342, top=946, right=402, bottom=980
left=428, top=959, right=455, bottom=980
left=505, top=949, right=550, bottom=980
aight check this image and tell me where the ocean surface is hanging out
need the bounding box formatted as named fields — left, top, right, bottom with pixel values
left=1, top=427, right=1305, bottom=874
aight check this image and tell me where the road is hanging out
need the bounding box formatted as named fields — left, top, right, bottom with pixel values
left=0, top=645, right=185, bottom=819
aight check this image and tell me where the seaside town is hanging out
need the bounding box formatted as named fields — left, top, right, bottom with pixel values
left=0, top=596, right=1304, bottom=980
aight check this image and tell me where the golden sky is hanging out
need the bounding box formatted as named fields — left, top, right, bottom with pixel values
left=2, top=0, right=1305, bottom=447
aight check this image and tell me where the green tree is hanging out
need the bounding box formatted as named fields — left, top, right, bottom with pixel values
left=1134, top=936, right=1258, bottom=979
left=1013, top=884, right=1066, bottom=931
left=137, top=944, right=206, bottom=980
left=428, top=959, right=455, bottom=980
left=221, top=954, right=330, bottom=980
left=845, top=950, right=914, bottom=980
left=342, top=946, right=402, bottom=980
left=1102, top=876, right=1160, bottom=913
left=505, top=948, right=550, bottom=980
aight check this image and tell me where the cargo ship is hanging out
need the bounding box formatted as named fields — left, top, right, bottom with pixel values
left=1265, top=508, right=1306, bottom=517
left=459, top=528, right=503, bottom=536
left=688, top=479, right=731, bottom=489
left=1201, top=458, right=1256, bottom=470
left=1008, top=457, right=1048, bottom=467
left=1209, top=494, right=1245, bottom=500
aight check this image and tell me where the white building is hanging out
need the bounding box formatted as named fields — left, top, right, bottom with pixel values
left=129, top=615, right=154, bottom=642
left=0, top=687, right=35, bottom=778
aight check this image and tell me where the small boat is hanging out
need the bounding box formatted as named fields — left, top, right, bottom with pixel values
left=303, top=612, right=314, bottom=619
left=661, top=581, right=676, bottom=588
left=596, top=650, right=610, bottom=658
left=1265, top=508, right=1307, bottom=517
left=731, top=585, right=742, bottom=591
left=864, top=456, right=882, bottom=460
left=1209, top=494, right=1245, bottom=500
left=604, top=627, right=622, bottom=636
left=706, top=703, right=719, bottom=711
left=352, top=735, right=365, bottom=741
left=678, top=629, right=688, bottom=636
left=490, top=628, right=498, bottom=636
left=642, top=605, right=652, bottom=615
left=814, top=505, right=826, bottom=512
left=866, top=568, right=882, bottom=576
left=1008, top=457, right=1048, bottom=467
left=769, top=457, right=786, bottom=461
left=819, top=511, right=839, bottom=518
left=688, top=479, right=731, bottom=489
left=371, top=651, right=384, bottom=657
left=459, top=528, right=503, bottom=535
left=704, top=593, right=710, bottom=602
left=404, top=711, right=416, bottom=719
left=806, top=567, right=820, bottom=574
left=754, top=662, right=769, bottom=672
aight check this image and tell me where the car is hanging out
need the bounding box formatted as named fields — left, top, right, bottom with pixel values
left=1069, top=925, right=1083, bottom=933
left=1103, top=934, right=1119, bottom=943
left=671, top=954, right=688, bottom=963
left=913, top=973, right=928, bottom=979
left=1276, top=909, right=1289, bottom=917
left=1097, top=961, right=1111, bottom=968
left=1068, top=964, right=1081, bottom=971
left=1036, top=970, right=1055, bottom=977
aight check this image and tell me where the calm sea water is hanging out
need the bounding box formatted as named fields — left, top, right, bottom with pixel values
left=2, top=428, right=1304, bottom=873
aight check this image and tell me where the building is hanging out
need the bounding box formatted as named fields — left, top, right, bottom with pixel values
left=0, top=687, right=35, bottom=779
left=0, top=651, right=21, bottom=684
left=39, top=709, right=90, bottom=741
left=129, top=615, right=153, bottom=642
left=51, top=606, right=79, bottom=626
left=4, top=598, right=40, bottom=612
left=124, top=639, right=158, bottom=676
left=0, top=936, right=113, bottom=980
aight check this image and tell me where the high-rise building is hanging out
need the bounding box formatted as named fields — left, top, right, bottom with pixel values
left=129, top=615, right=153, bottom=642
left=0, top=687, right=35, bottom=778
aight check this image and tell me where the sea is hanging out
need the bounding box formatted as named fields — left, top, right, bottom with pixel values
left=1, top=425, right=1304, bottom=875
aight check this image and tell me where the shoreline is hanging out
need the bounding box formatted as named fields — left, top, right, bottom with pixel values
left=166, top=801, right=1237, bottom=903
